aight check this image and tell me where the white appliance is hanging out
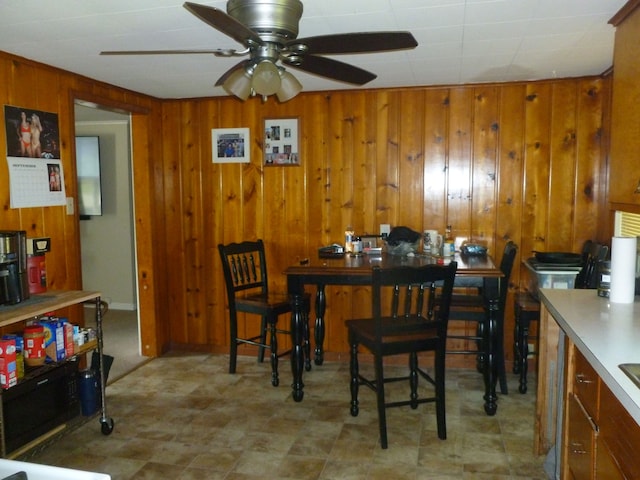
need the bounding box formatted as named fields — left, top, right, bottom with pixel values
left=0, top=459, right=110, bottom=480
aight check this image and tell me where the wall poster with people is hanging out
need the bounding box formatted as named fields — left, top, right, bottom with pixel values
left=3, top=105, right=66, bottom=208
left=263, top=117, right=299, bottom=166
left=211, top=127, right=250, bottom=163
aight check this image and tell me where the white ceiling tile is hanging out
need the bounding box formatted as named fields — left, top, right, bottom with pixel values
left=0, top=0, right=628, bottom=99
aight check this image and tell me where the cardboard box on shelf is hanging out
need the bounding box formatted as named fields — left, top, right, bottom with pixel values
left=0, top=339, right=17, bottom=389
left=63, top=321, right=74, bottom=358
left=39, top=318, right=66, bottom=362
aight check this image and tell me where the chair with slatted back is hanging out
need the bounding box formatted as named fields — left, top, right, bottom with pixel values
left=513, top=241, right=609, bottom=393
left=445, top=241, right=518, bottom=395
left=345, top=261, right=457, bottom=449
left=218, top=239, right=310, bottom=386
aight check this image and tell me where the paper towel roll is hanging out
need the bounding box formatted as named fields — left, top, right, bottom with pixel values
left=610, top=236, right=637, bottom=303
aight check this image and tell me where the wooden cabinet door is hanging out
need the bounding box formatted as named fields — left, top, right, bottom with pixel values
left=566, top=393, right=596, bottom=480
left=595, top=440, right=625, bottom=480
left=609, top=4, right=640, bottom=206
left=599, top=382, right=640, bottom=479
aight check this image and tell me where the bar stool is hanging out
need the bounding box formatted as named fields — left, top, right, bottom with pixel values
left=513, top=241, right=609, bottom=394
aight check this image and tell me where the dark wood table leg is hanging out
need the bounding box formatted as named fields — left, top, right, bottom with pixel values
left=482, top=274, right=502, bottom=416
left=314, top=284, right=326, bottom=365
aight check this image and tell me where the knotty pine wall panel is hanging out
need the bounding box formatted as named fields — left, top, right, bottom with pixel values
left=422, top=90, right=449, bottom=230
left=0, top=48, right=609, bottom=365
left=496, top=84, right=527, bottom=297
left=0, top=52, right=165, bottom=354
left=171, top=79, right=609, bottom=365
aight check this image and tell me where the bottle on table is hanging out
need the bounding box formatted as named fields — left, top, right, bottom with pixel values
left=345, top=226, right=354, bottom=253
left=443, top=225, right=455, bottom=257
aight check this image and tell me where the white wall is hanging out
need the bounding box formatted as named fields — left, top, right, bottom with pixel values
left=75, top=116, right=136, bottom=310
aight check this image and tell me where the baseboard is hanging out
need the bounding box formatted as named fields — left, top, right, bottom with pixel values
left=84, top=302, right=136, bottom=311
left=108, top=302, right=136, bottom=311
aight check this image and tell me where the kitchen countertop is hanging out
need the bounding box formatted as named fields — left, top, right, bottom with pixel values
left=539, top=288, right=640, bottom=426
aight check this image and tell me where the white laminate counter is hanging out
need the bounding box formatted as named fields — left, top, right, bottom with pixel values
left=539, top=288, right=640, bottom=426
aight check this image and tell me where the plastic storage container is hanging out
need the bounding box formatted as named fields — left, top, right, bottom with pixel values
left=524, top=259, right=582, bottom=300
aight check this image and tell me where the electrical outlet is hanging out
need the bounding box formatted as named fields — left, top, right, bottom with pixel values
left=380, top=224, right=391, bottom=237
left=528, top=342, right=536, bottom=358
left=66, top=197, right=74, bottom=215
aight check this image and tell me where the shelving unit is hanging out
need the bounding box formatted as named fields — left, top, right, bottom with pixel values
left=0, top=290, right=114, bottom=457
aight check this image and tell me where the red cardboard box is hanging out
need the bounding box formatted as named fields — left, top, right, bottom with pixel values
left=0, top=339, right=18, bottom=389
left=63, top=321, right=74, bottom=358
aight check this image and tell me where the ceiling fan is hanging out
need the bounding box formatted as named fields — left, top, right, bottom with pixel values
left=101, top=1, right=418, bottom=102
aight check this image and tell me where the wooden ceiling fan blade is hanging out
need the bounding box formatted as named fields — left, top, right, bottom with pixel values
left=284, top=55, right=376, bottom=85
left=287, top=32, right=417, bottom=55
left=183, top=2, right=262, bottom=47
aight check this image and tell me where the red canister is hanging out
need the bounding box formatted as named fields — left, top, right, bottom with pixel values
left=27, top=254, right=47, bottom=295
left=23, top=325, right=46, bottom=367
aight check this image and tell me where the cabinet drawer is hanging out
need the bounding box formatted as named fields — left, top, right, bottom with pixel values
left=573, top=348, right=599, bottom=421
left=566, top=393, right=596, bottom=480
left=599, top=382, right=640, bottom=480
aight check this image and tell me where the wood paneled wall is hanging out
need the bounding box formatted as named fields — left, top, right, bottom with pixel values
left=0, top=51, right=610, bottom=366
left=0, top=52, right=166, bottom=354
left=162, top=77, right=610, bottom=364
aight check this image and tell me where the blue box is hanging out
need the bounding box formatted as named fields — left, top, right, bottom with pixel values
left=39, top=319, right=66, bottom=362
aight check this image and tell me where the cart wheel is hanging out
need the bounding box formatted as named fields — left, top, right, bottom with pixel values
left=100, top=417, right=115, bottom=435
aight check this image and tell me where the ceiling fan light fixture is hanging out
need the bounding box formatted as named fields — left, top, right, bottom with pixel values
left=276, top=69, right=302, bottom=102
left=223, top=66, right=252, bottom=100
left=251, top=60, right=281, bottom=96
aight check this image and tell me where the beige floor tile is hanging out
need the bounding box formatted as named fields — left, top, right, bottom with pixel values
left=18, top=353, right=546, bottom=480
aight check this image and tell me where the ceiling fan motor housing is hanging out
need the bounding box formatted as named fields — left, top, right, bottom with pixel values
left=227, top=0, right=303, bottom=43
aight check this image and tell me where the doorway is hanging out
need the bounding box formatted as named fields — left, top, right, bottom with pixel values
left=74, top=103, right=146, bottom=381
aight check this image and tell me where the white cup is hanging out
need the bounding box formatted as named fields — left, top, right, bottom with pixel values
left=423, top=230, right=441, bottom=253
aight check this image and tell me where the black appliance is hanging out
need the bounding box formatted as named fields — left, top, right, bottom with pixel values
left=0, top=361, right=80, bottom=455
left=0, top=231, right=29, bottom=306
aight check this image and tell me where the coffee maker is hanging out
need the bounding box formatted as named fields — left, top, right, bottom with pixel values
left=0, top=231, right=29, bottom=306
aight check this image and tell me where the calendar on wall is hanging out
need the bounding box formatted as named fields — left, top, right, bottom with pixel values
left=3, top=105, right=66, bottom=208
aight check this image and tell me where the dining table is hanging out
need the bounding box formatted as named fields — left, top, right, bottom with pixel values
left=285, top=251, right=506, bottom=415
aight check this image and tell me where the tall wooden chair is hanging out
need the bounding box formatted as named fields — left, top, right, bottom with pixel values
left=345, top=262, right=457, bottom=449
left=513, top=241, right=609, bottom=393
left=218, top=239, right=309, bottom=386
left=446, top=241, right=518, bottom=395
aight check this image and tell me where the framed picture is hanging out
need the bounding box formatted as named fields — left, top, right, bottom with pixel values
left=212, top=127, right=250, bottom=163
left=264, top=117, right=300, bottom=166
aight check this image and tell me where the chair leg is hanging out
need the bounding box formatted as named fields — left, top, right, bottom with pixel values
left=513, top=311, right=521, bottom=374
left=373, top=354, right=388, bottom=449
left=229, top=313, right=239, bottom=374
left=269, top=318, right=279, bottom=387
left=349, top=339, right=360, bottom=417
left=303, top=299, right=312, bottom=372
left=258, top=316, right=268, bottom=363
left=409, top=352, right=419, bottom=409
left=475, top=320, right=485, bottom=373
left=518, top=321, right=530, bottom=394
left=435, top=349, right=447, bottom=440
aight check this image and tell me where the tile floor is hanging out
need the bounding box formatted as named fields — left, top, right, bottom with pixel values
left=23, top=353, right=547, bottom=479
